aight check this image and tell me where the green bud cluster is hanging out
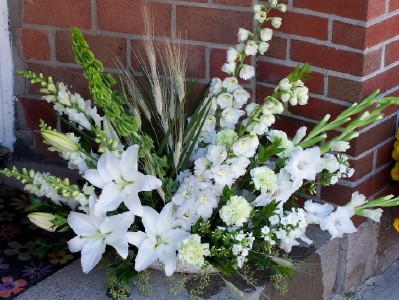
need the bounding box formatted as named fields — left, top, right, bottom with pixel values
left=17, top=70, right=57, bottom=95
left=45, top=176, right=82, bottom=199
left=94, top=127, right=121, bottom=153
left=0, top=167, right=35, bottom=184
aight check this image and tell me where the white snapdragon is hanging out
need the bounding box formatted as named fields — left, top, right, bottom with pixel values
left=178, top=234, right=210, bottom=268
left=220, top=196, right=252, bottom=227
left=239, top=64, right=255, bottom=80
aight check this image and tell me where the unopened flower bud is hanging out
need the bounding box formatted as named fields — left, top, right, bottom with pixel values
left=41, top=130, right=80, bottom=153
left=28, top=212, right=58, bottom=232
left=271, top=17, right=282, bottom=29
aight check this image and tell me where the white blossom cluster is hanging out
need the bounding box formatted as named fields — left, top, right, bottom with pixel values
left=43, top=82, right=103, bottom=130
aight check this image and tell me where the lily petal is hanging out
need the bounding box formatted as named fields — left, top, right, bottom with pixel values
left=109, top=237, right=129, bottom=259
left=160, top=252, right=177, bottom=276
left=134, top=239, right=158, bottom=271
left=126, top=231, right=147, bottom=247
left=123, top=191, right=144, bottom=216
left=83, top=169, right=107, bottom=189
left=67, top=212, right=99, bottom=236
left=103, top=212, right=135, bottom=243
left=121, top=145, right=139, bottom=172
left=95, top=183, right=125, bottom=214
left=67, top=236, right=85, bottom=253
left=80, top=238, right=106, bottom=273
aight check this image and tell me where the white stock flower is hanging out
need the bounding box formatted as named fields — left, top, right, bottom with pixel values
left=271, top=17, right=282, bottom=28
left=83, top=145, right=162, bottom=216
left=284, top=147, right=324, bottom=189
left=250, top=166, right=277, bottom=193
left=221, top=62, right=237, bottom=75
left=232, top=135, right=259, bottom=158
left=222, top=77, right=239, bottom=92
left=233, top=88, right=251, bottom=108
left=213, top=128, right=238, bottom=149
left=226, top=47, right=239, bottom=62
left=206, top=145, right=228, bottom=165
left=278, top=78, right=292, bottom=91
left=238, top=28, right=252, bottom=42
left=211, top=164, right=235, bottom=187
left=178, top=234, right=210, bottom=268
left=320, top=206, right=356, bottom=240
left=239, top=65, right=255, bottom=80
left=258, top=42, right=269, bottom=55
left=216, top=93, right=234, bottom=109
left=126, top=204, right=189, bottom=276
left=227, top=156, right=250, bottom=178
left=260, top=28, right=273, bottom=42
left=219, top=196, right=252, bottom=227
left=220, top=107, right=245, bottom=128
left=245, top=41, right=258, bottom=56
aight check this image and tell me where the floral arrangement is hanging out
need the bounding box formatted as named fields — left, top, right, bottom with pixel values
left=3, top=1, right=399, bottom=298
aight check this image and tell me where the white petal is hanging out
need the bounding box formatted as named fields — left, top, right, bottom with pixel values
left=123, top=192, right=144, bottom=216
left=126, top=231, right=147, bottom=247
left=103, top=212, right=135, bottom=242
left=141, top=206, right=161, bottom=237
left=83, top=169, right=107, bottom=188
left=121, top=145, right=139, bottom=172
left=96, top=150, right=122, bottom=183
left=95, top=183, right=125, bottom=214
left=165, top=229, right=189, bottom=251
left=81, top=239, right=106, bottom=273
left=124, top=171, right=162, bottom=192
left=109, top=237, right=129, bottom=259
left=134, top=239, right=158, bottom=271
left=67, top=236, right=85, bottom=253
left=67, top=212, right=98, bottom=236
left=160, top=252, right=177, bottom=276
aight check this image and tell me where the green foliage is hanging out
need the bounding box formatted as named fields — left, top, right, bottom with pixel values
left=188, top=267, right=211, bottom=299
left=270, top=272, right=289, bottom=295
left=71, top=28, right=139, bottom=137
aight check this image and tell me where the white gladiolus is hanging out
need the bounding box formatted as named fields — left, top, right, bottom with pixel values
left=330, top=141, right=351, bottom=152
left=360, top=208, right=383, bottom=222
left=320, top=206, right=357, bottom=240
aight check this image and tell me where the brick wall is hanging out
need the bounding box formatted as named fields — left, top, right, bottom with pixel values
left=13, top=1, right=399, bottom=205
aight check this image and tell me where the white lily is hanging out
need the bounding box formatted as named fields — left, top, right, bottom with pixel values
left=83, top=145, right=162, bottom=216
left=126, top=203, right=189, bottom=276
left=67, top=196, right=135, bottom=273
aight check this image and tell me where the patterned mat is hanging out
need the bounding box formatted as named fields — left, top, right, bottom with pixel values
left=0, top=184, right=77, bottom=299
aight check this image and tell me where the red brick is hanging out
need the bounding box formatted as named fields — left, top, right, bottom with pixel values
left=256, top=85, right=275, bottom=104
left=213, top=0, right=252, bottom=6
left=26, top=63, right=90, bottom=99
left=291, top=97, right=347, bottom=122
left=349, top=118, right=397, bottom=157
left=328, top=77, right=364, bottom=103
left=362, top=64, right=399, bottom=97
left=294, top=0, right=384, bottom=21
left=19, top=29, right=50, bottom=61
left=376, top=140, right=396, bottom=169
left=389, top=0, right=399, bottom=12
left=97, top=0, right=171, bottom=36
left=56, top=31, right=127, bottom=68
left=267, top=37, right=287, bottom=60
left=257, top=61, right=324, bottom=94
left=276, top=11, right=329, bottom=40
left=23, top=0, right=91, bottom=29
left=291, top=40, right=381, bottom=76
left=385, top=39, right=399, bottom=66
left=176, top=6, right=252, bottom=44
left=348, top=152, right=374, bottom=182
left=321, top=184, right=353, bottom=206
left=18, top=98, right=57, bottom=130
left=273, top=115, right=314, bottom=139
left=364, top=14, right=399, bottom=49
left=131, top=40, right=206, bottom=79
left=332, top=21, right=365, bottom=50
